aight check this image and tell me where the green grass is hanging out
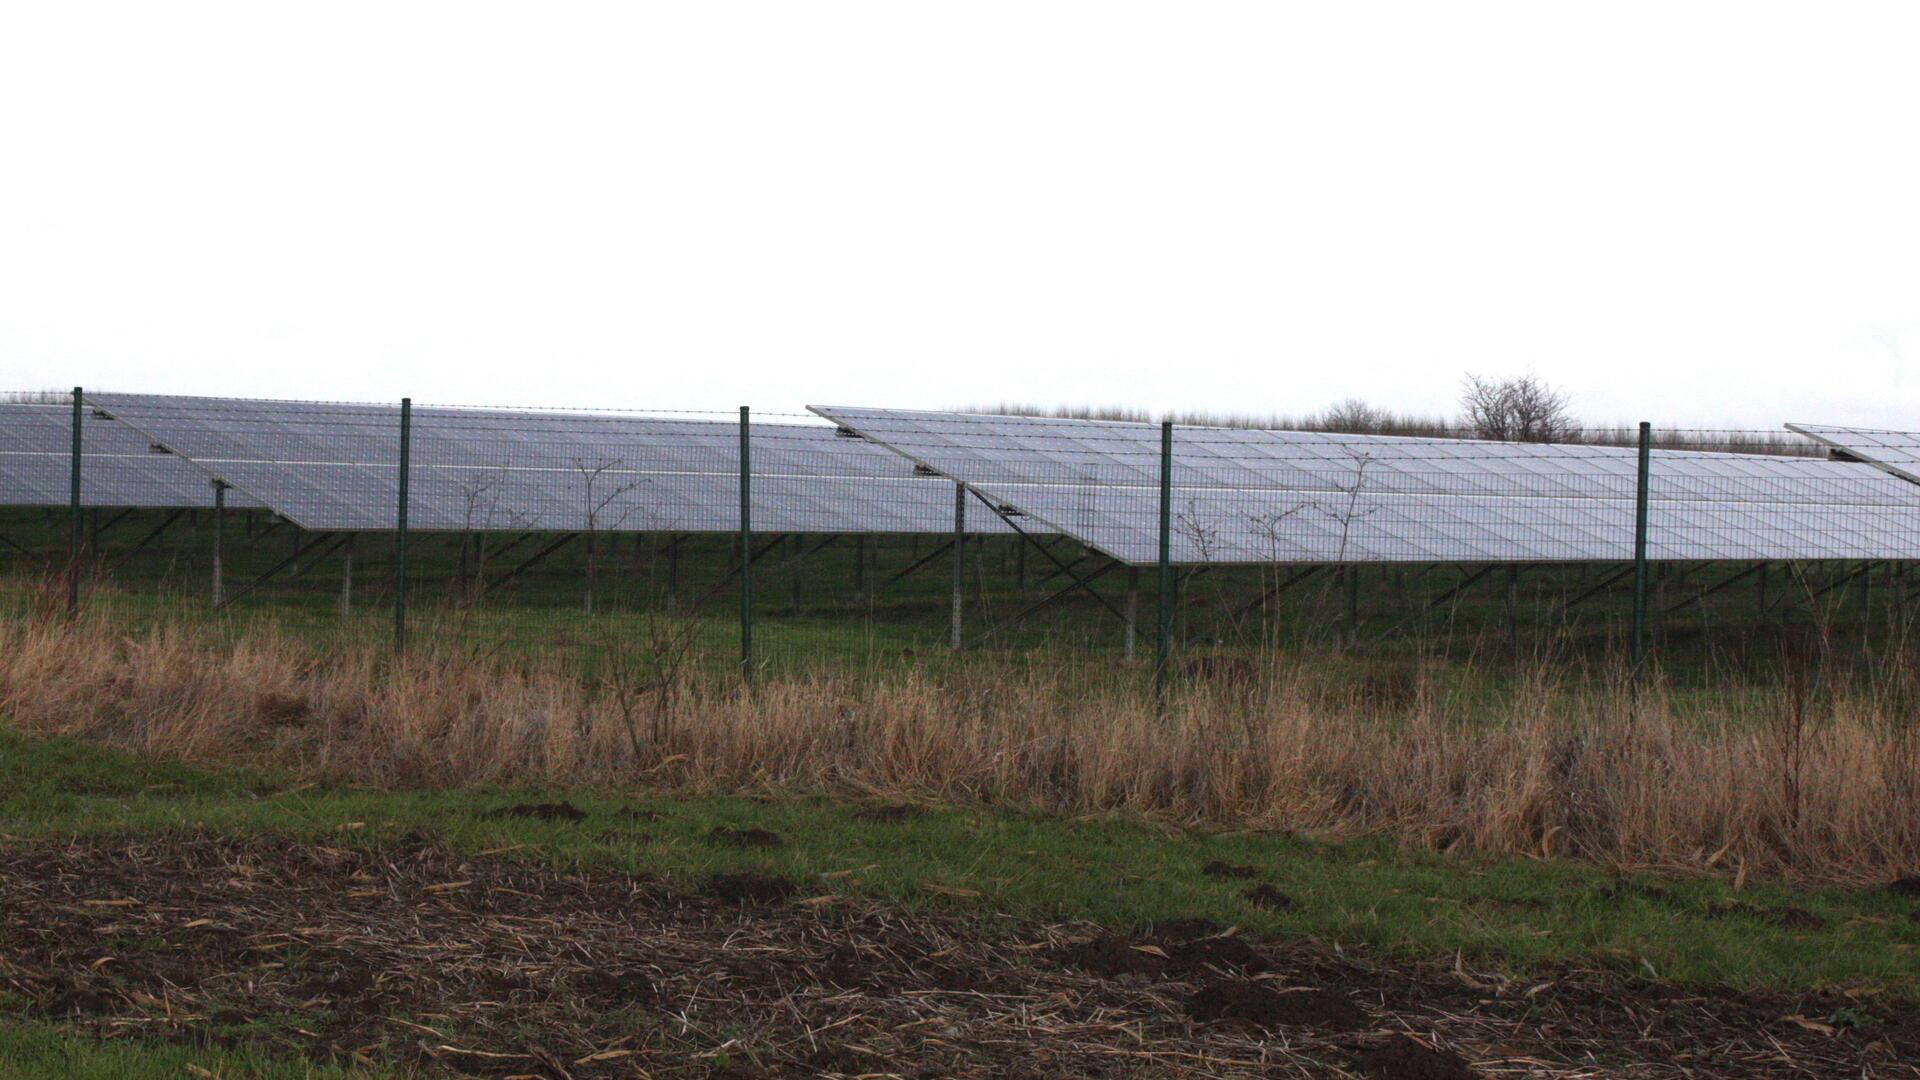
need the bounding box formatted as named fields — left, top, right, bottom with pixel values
left=2, top=727, right=1914, bottom=1001
left=7, top=506, right=1909, bottom=694
left=0, top=1021, right=387, bottom=1079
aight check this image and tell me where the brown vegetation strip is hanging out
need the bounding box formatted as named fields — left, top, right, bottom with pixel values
left=0, top=836, right=1913, bottom=1078
left=7, top=617, right=1920, bottom=885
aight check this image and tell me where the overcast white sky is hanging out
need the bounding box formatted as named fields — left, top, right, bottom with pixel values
left=2, top=3, right=1916, bottom=430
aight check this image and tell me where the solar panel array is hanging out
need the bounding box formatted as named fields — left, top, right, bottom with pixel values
left=85, top=393, right=1021, bottom=535
left=16, top=393, right=1913, bottom=565
left=810, top=406, right=1920, bottom=565
left=0, top=401, right=256, bottom=510
left=1786, top=423, right=1920, bottom=487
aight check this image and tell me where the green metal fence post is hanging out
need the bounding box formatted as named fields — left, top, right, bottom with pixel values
left=739, top=406, right=753, bottom=681
left=1630, top=420, right=1652, bottom=680
left=394, top=397, right=412, bottom=652
left=68, top=386, right=82, bottom=620
left=210, top=480, right=226, bottom=606
left=1155, top=420, right=1174, bottom=712
left=950, top=481, right=965, bottom=651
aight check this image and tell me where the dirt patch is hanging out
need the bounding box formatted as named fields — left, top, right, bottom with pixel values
left=478, top=800, right=588, bottom=823
left=704, top=871, right=797, bottom=905
left=706, top=825, right=784, bottom=848
left=1052, top=933, right=1165, bottom=979
left=1186, top=980, right=1368, bottom=1032
left=1055, top=923, right=1274, bottom=980
left=1706, top=901, right=1828, bottom=931
left=1349, top=1034, right=1478, bottom=1080
left=1148, top=917, right=1228, bottom=941
left=0, top=836, right=1911, bottom=1079
left=1594, top=878, right=1679, bottom=904
left=853, top=803, right=922, bottom=823
left=1202, top=860, right=1257, bottom=879
left=1888, top=875, right=1920, bottom=898
left=1243, top=883, right=1297, bottom=911
left=1167, top=935, right=1270, bottom=976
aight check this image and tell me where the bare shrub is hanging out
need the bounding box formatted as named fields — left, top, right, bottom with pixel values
left=1313, top=398, right=1393, bottom=435
left=1459, top=374, right=1581, bottom=443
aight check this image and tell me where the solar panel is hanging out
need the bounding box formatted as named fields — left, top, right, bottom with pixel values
left=810, top=406, right=1920, bottom=565
left=0, top=401, right=255, bottom=510
left=84, top=394, right=1024, bottom=535
left=1786, top=424, right=1920, bottom=487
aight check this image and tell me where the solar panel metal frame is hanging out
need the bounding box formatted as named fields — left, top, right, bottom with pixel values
left=84, top=393, right=1026, bottom=536
left=810, top=405, right=1920, bottom=566
left=1785, top=423, right=1920, bottom=488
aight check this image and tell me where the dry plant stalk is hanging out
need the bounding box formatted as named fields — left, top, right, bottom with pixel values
left=2, top=613, right=1916, bottom=885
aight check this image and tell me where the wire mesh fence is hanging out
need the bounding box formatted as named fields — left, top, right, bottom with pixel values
left=5, top=389, right=1919, bottom=696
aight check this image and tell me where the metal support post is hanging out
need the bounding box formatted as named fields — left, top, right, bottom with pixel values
left=394, top=397, right=412, bottom=651
left=68, top=387, right=82, bottom=620
left=950, top=482, right=965, bottom=651
left=1630, top=421, right=1652, bottom=680
left=1155, top=421, right=1174, bottom=712
left=739, top=406, right=753, bottom=680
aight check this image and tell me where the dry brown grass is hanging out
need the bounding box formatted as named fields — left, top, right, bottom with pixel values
left=2, top=612, right=1916, bottom=885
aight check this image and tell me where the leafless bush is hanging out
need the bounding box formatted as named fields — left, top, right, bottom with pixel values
left=1459, top=374, right=1581, bottom=443
left=1312, top=398, right=1393, bottom=435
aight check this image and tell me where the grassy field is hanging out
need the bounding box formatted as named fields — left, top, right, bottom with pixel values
left=5, top=510, right=1920, bottom=1074
left=0, top=727, right=1916, bottom=1076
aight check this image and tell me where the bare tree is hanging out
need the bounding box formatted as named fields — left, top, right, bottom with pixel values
left=1240, top=501, right=1308, bottom=647
left=1459, top=374, right=1580, bottom=443
left=1305, top=448, right=1382, bottom=650
left=1313, top=398, right=1392, bottom=435
left=1172, top=496, right=1312, bottom=645
left=1173, top=498, right=1223, bottom=564
left=574, top=458, right=645, bottom=615
left=454, top=467, right=532, bottom=601
left=1311, top=447, right=1380, bottom=565
left=598, top=604, right=703, bottom=760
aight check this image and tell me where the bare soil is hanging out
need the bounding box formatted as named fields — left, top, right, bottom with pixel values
left=0, top=836, right=1914, bottom=1078
left=479, top=801, right=589, bottom=823
left=704, top=825, right=785, bottom=848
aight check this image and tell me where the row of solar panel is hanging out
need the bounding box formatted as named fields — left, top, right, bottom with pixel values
left=2, top=395, right=1914, bottom=565
left=805, top=407, right=1920, bottom=565
left=1, top=397, right=1013, bottom=535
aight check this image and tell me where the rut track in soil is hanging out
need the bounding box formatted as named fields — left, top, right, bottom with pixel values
left=0, top=835, right=1913, bottom=1078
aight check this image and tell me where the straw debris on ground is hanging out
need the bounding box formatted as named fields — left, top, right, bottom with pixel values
left=1, top=834, right=1914, bottom=1078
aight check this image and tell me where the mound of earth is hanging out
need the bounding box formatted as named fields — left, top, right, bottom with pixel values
left=479, top=800, right=587, bottom=822
left=1187, top=980, right=1368, bottom=1032
left=1349, top=1034, right=1478, bottom=1080
left=706, top=825, right=785, bottom=848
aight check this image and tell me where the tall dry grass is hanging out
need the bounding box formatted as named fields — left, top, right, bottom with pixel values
left=1, top=612, right=1915, bottom=885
